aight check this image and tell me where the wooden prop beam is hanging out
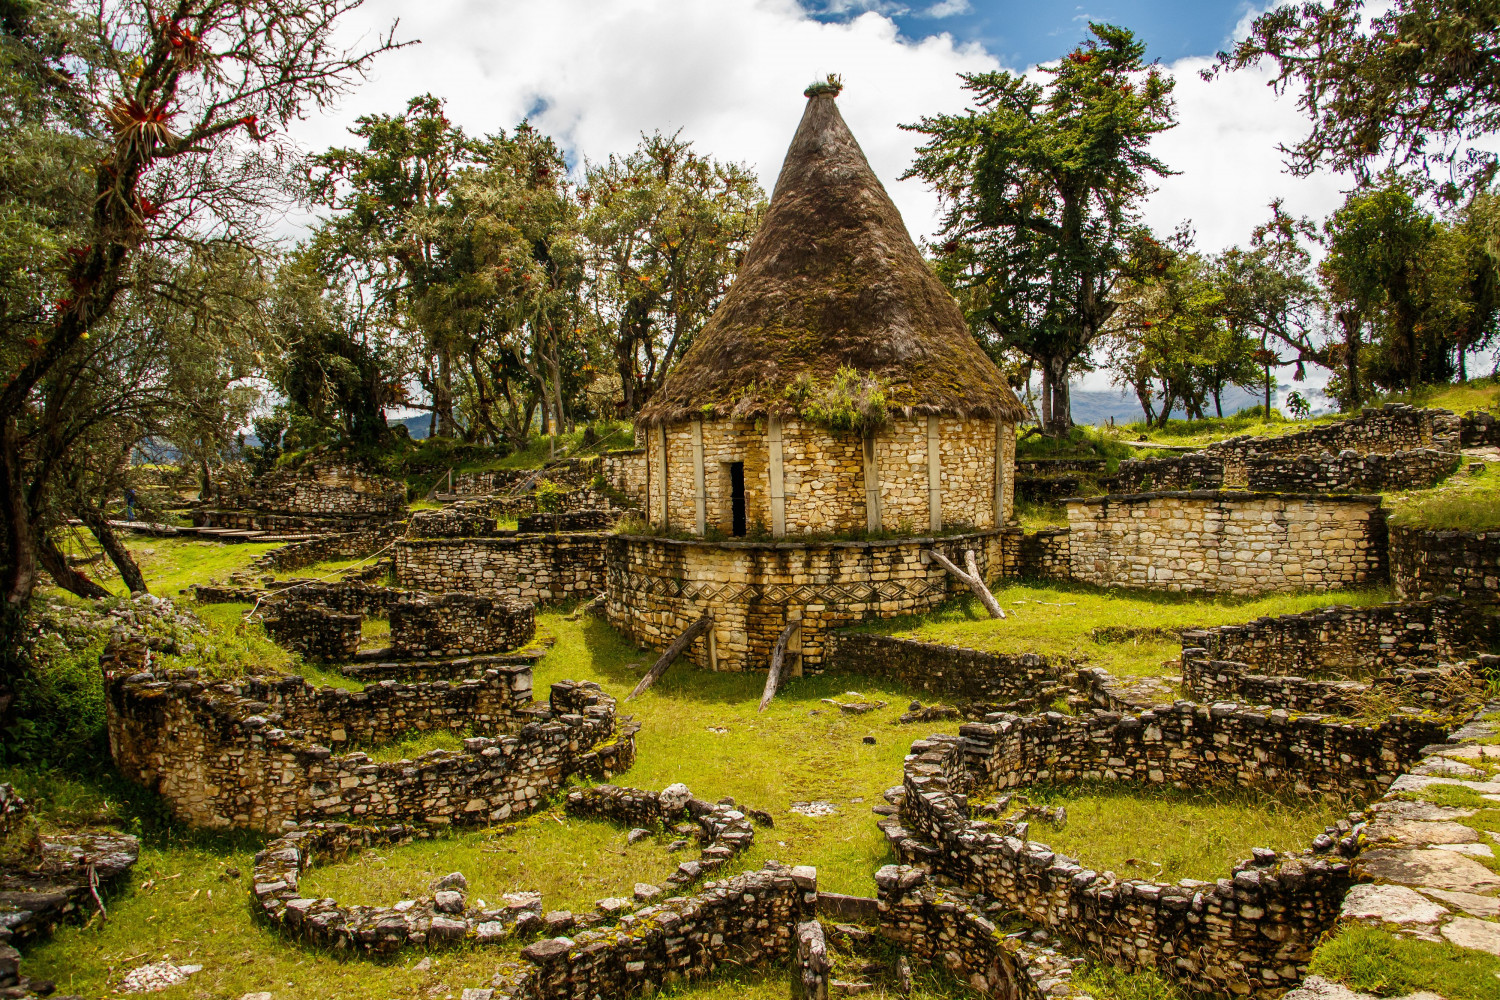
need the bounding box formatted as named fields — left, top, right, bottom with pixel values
left=927, top=548, right=1006, bottom=620
left=628, top=615, right=711, bottom=700
left=758, top=620, right=799, bottom=713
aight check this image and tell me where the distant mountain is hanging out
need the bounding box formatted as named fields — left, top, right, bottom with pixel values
left=1060, top=384, right=1290, bottom=427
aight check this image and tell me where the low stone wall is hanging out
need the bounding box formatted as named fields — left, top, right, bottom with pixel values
left=194, top=509, right=397, bottom=532
left=1066, top=491, right=1387, bottom=596
left=105, top=637, right=634, bottom=832
left=394, top=534, right=608, bottom=605
left=1461, top=409, right=1500, bottom=447
left=1016, top=528, right=1070, bottom=580
left=825, top=633, right=1066, bottom=711
left=262, top=603, right=361, bottom=662
left=603, top=529, right=1009, bottom=673
left=1180, top=654, right=1484, bottom=715
left=600, top=447, right=647, bottom=504
left=217, top=466, right=407, bottom=517
left=1017, top=458, right=1107, bottom=475
left=252, top=523, right=406, bottom=574
left=1179, top=598, right=1500, bottom=679
left=1015, top=476, right=1085, bottom=504
left=194, top=581, right=407, bottom=617
left=408, top=506, right=505, bottom=538
left=389, top=593, right=536, bottom=659
left=1206, top=405, right=1461, bottom=484
left=1246, top=448, right=1459, bottom=493
left=892, top=701, right=1452, bottom=997
left=1390, top=525, right=1500, bottom=603
left=517, top=510, right=614, bottom=533
left=1105, top=454, right=1226, bottom=493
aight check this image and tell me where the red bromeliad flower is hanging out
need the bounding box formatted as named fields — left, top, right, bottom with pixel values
left=137, top=195, right=161, bottom=220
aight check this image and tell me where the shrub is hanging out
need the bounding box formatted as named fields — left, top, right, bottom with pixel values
left=786, top=366, right=889, bottom=434
left=534, top=478, right=567, bottom=513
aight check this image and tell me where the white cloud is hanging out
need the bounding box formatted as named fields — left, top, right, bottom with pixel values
left=921, top=0, right=973, bottom=17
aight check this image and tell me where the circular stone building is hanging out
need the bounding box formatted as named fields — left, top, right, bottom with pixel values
left=606, top=83, right=1026, bottom=674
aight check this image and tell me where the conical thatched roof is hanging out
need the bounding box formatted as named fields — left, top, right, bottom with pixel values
left=638, top=87, right=1026, bottom=427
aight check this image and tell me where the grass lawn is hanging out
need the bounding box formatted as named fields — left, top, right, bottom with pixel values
left=1387, top=458, right=1500, bottom=532
left=1309, top=924, right=1500, bottom=1000
left=862, top=581, right=1394, bottom=677
left=999, top=784, right=1343, bottom=883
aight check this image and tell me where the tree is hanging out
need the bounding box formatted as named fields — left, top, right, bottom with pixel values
left=579, top=131, right=765, bottom=416
left=0, top=0, right=399, bottom=680
left=1215, top=0, right=1500, bottom=198
left=903, top=23, right=1176, bottom=434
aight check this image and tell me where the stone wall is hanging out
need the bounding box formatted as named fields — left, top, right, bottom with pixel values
left=1180, top=655, right=1481, bottom=715
left=194, top=581, right=405, bottom=617
left=262, top=603, right=361, bottom=662
left=603, top=529, right=1009, bottom=672
left=1066, top=491, right=1387, bottom=596
left=1462, top=409, right=1500, bottom=447
left=394, top=534, right=608, bottom=605
left=1016, top=528, right=1070, bottom=581
left=252, top=523, right=406, bottom=574
left=1206, top=405, right=1462, bottom=485
left=1017, top=458, right=1107, bottom=475
left=105, top=637, right=633, bottom=832
left=217, top=466, right=407, bottom=517
left=1105, top=454, right=1226, bottom=493
left=409, top=505, right=505, bottom=538
left=1015, top=476, right=1086, bottom=504
left=1179, top=599, right=1500, bottom=679
left=389, top=593, right=536, bottom=659
left=599, top=448, right=647, bottom=504
left=893, top=702, right=1452, bottom=997
left=517, top=511, right=614, bottom=533
left=1245, top=448, right=1459, bottom=492
left=647, top=416, right=1015, bottom=536
left=825, top=633, right=1066, bottom=711
left=1390, top=525, right=1500, bottom=603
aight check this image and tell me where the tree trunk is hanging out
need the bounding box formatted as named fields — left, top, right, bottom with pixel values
left=1038, top=367, right=1053, bottom=432
left=83, top=514, right=147, bottom=595
left=436, top=348, right=455, bottom=438
left=1047, top=358, right=1072, bottom=434
left=38, top=533, right=110, bottom=601
left=0, top=420, right=37, bottom=611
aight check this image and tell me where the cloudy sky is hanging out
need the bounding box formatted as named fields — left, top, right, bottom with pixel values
left=281, top=0, right=1385, bottom=407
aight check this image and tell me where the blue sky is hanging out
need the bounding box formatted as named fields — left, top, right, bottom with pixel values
left=808, top=0, right=1257, bottom=67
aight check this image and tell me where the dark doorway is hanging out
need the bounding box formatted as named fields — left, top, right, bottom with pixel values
left=730, top=462, right=747, bottom=537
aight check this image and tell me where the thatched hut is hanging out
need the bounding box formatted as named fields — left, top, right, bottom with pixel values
left=637, top=83, right=1026, bottom=538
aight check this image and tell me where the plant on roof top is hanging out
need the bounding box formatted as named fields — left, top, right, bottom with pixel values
left=804, top=74, right=843, bottom=98
left=786, top=366, right=889, bottom=434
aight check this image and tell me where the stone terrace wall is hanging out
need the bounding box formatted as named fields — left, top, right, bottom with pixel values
left=194, top=581, right=407, bottom=617
left=1180, top=654, right=1482, bottom=715
left=1462, top=409, right=1500, bottom=447
left=262, top=603, right=360, bottom=662
left=252, top=523, right=405, bottom=574
left=1390, top=526, right=1500, bottom=603
left=217, top=466, right=407, bottom=517
left=895, top=704, right=1450, bottom=996
left=825, top=633, right=1066, bottom=711
left=1066, top=491, right=1387, bottom=596
left=106, top=638, right=633, bottom=832
left=1180, top=598, right=1500, bottom=679
left=604, top=529, right=1009, bottom=673
left=1246, top=448, right=1459, bottom=493
left=600, top=448, right=647, bottom=504
left=389, top=593, right=536, bottom=659
left=1206, top=404, right=1461, bottom=484
left=394, top=534, right=608, bottom=605
left=1016, top=528, right=1070, bottom=580
left=1105, top=454, right=1226, bottom=493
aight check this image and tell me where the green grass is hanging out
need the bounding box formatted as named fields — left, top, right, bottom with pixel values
left=1004, top=784, right=1343, bottom=883
left=1387, top=459, right=1500, bottom=532
left=1014, top=501, right=1070, bottom=530
left=360, top=728, right=466, bottom=764
left=1075, top=962, right=1191, bottom=1000
left=863, top=581, right=1394, bottom=677
left=1309, top=924, right=1500, bottom=1000
left=1115, top=405, right=1332, bottom=449
left=1016, top=425, right=1137, bottom=466
left=1379, top=376, right=1500, bottom=417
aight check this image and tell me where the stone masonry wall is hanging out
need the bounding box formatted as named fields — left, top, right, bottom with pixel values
left=394, top=534, right=608, bottom=605
left=1462, top=409, right=1500, bottom=447
left=599, top=448, right=647, bottom=504
left=1246, top=448, right=1459, bottom=493
left=825, top=633, right=1066, bottom=711
left=648, top=416, right=1014, bottom=536
left=1105, top=454, right=1227, bottom=493
left=1016, top=528, right=1071, bottom=581
left=1390, top=526, right=1500, bottom=603
left=604, top=529, right=1009, bottom=672
left=1180, top=654, right=1481, bottom=715
left=106, top=636, right=632, bottom=832
left=253, top=523, right=406, bottom=574
left=262, top=603, right=361, bottom=662
left=1179, top=599, right=1500, bottom=679
left=895, top=704, right=1451, bottom=997
left=1206, top=404, right=1461, bottom=485
left=389, top=593, right=536, bottom=659
left=1066, top=491, right=1387, bottom=596
left=217, top=466, right=407, bottom=517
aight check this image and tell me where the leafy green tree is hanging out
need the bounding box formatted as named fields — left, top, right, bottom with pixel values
left=579, top=131, right=765, bottom=416
left=903, top=23, right=1176, bottom=434
left=1215, top=0, right=1500, bottom=198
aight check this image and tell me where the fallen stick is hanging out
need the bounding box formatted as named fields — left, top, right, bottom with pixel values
left=628, top=615, right=711, bottom=700
left=758, top=620, right=799, bottom=713
left=927, top=549, right=1006, bottom=620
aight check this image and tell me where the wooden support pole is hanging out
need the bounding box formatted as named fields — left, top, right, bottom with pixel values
left=994, top=419, right=1006, bottom=526
left=657, top=424, right=670, bottom=527
left=927, top=415, right=942, bottom=532
left=863, top=432, right=881, bottom=533
left=628, top=615, right=711, bottom=700
left=692, top=418, right=707, bottom=536
left=927, top=548, right=1006, bottom=620
left=759, top=620, right=800, bottom=713
left=769, top=415, right=786, bottom=538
